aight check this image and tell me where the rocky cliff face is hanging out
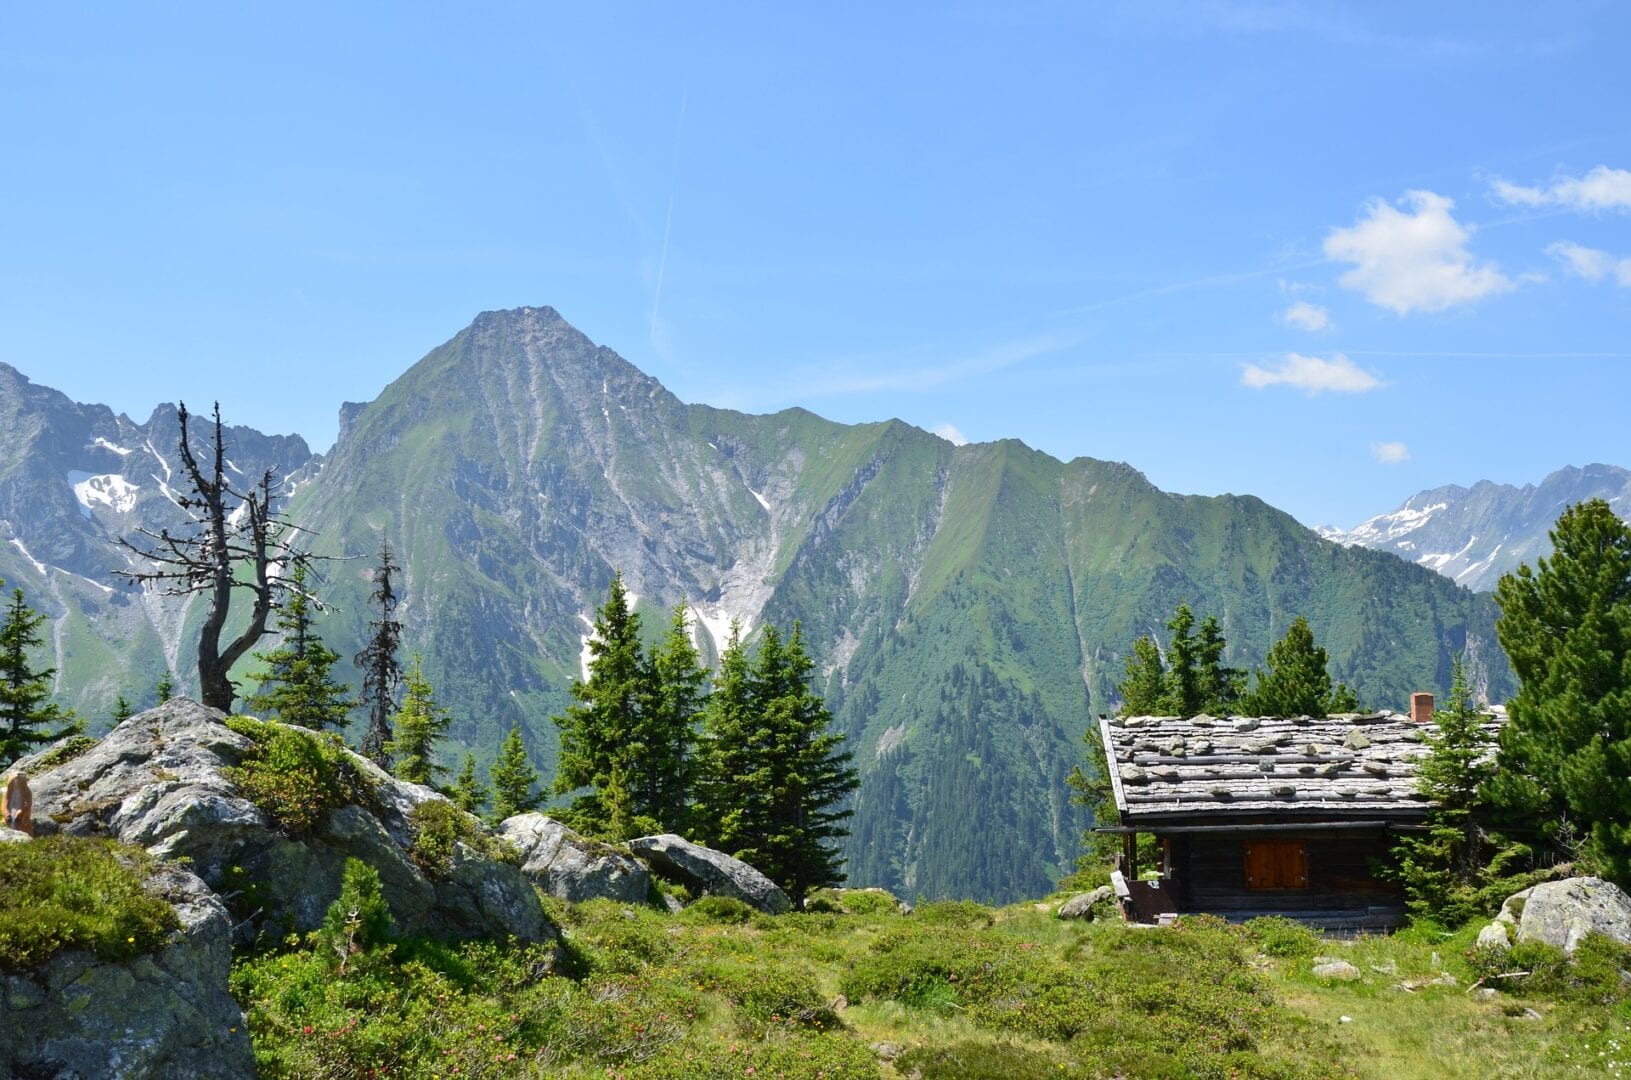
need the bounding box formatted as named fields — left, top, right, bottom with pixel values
left=24, top=699, right=556, bottom=947
left=1, top=308, right=1512, bottom=902
left=1317, top=464, right=1631, bottom=592
left=0, top=851, right=255, bottom=1080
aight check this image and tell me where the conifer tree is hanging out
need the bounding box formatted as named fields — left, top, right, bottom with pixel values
left=491, top=725, right=542, bottom=821
left=1195, top=614, right=1244, bottom=713
left=0, top=586, right=80, bottom=765
left=1392, top=656, right=1495, bottom=924
left=154, top=671, right=174, bottom=705
left=246, top=561, right=352, bottom=729
left=355, top=540, right=403, bottom=769
left=1117, top=635, right=1167, bottom=715
left=387, top=656, right=452, bottom=786
left=112, top=695, right=134, bottom=724
left=552, top=573, right=645, bottom=836
left=637, top=600, right=707, bottom=833
left=449, top=753, right=490, bottom=815
left=1490, top=499, right=1631, bottom=881
left=1239, top=616, right=1359, bottom=717
left=705, top=623, right=858, bottom=907
left=699, top=621, right=756, bottom=844
left=1161, top=604, right=1203, bottom=716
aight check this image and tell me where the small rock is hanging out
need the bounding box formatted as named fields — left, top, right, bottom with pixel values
left=1475, top=921, right=1511, bottom=950
left=1474, top=987, right=1499, bottom=1000
left=1056, top=885, right=1115, bottom=920
left=1339, top=1015, right=1352, bottom=1024
left=1521, top=1007, right=1543, bottom=1021
left=1312, top=960, right=1361, bottom=982
left=871, top=1042, right=901, bottom=1060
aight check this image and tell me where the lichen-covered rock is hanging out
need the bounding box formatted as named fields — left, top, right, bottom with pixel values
left=1057, top=885, right=1116, bottom=920
left=498, top=813, right=651, bottom=904
left=1311, top=958, right=1361, bottom=981
left=0, top=826, right=28, bottom=844
left=21, top=699, right=556, bottom=947
left=1515, top=877, right=1631, bottom=954
left=0, top=861, right=253, bottom=1079
left=628, top=833, right=791, bottom=914
left=1475, top=921, right=1511, bottom=950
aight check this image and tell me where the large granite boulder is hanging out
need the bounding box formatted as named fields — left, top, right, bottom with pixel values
left=21, top=699, right=555, bottom=947
left=0, top=854, right=254, bottom=1079
left=498, top=813, right=651, bottom=904
left=628, top=833, right=791, bottom=914
left=1057, top=885, right=1116, bottom=920
left=1515, top=877, right=1631, bottom=954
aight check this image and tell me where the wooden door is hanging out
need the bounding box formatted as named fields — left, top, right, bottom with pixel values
left=1243, top=840, right=1308, bottom=890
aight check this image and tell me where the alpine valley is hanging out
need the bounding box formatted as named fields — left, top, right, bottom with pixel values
left=0, top=306, right=1514, bottom=903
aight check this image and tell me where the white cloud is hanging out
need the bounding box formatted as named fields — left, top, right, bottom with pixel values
left=1492, top=165, right=1631, bottom=212
left=1370, top=441, right=1410, bottom=464
left=1280, top=300, right=1331, bottom=332
left=931, top=423, right=969, bottom=446
left=1323, top=190, right=1514, bottom=314
left=1546, top=240, right=1631, bottom=285
left=1240, top=353, right=1383, bottom=395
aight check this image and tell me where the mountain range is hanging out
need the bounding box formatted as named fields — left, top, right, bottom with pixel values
left=1316, top=464, right=1631, bottom=592
left=0, top=307, right=1513, bottom=903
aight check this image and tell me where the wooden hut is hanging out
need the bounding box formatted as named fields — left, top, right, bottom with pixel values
left=1096, top=701, right=1501, bottom=931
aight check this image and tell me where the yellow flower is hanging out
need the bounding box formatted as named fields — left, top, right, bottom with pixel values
left=127, top=936, right=135, bottom=943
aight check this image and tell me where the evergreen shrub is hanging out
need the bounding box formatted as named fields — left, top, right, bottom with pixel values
left=224, top=716, right=373, bottom=833
left=0, top=835, right=179, bottom=969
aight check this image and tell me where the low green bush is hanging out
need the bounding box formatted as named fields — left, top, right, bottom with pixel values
left=406, top=798, right=517, bottom=876
left=1241, top=915, right=1325, bottom=958
left=687, top=956, right=839, bottom=1035
left=625, top=1031, right=880, bottom=1079
left=896, top=1039, right=1070, bottom=1080
left=0, top=835, right=179, bottom=970
left=913, top=898, right=995, bottom=927
left=224, top=717, right=373, bottom=834
left=1468, top=934, right=1631, bottom=1004
left=677, top=894, right=758, bottom=925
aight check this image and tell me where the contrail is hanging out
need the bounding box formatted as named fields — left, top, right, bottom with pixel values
left=650, top=89, right=688, bottom=342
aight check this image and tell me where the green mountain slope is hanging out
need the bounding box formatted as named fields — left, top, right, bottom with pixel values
left=2, top=308, right=1509, bottom=902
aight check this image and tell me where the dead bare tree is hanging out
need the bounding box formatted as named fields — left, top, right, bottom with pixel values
left=115, top=402, right=308, bottom=712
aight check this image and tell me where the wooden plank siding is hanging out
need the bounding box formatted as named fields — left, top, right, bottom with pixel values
left=1171, top=830, right=1403, bottom=914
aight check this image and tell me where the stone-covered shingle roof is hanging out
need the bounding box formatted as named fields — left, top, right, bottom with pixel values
left=1101, top=709, right=1504, bottom=824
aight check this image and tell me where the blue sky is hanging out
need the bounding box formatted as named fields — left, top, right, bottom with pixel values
left=4, top=2, right=1629, bottom=528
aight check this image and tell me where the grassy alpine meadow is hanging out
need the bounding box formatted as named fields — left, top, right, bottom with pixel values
left=218, top=882, right=1605, bottom=1079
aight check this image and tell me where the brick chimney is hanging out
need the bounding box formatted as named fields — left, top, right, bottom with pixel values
left=1410, top=692, right=1434, bottom=724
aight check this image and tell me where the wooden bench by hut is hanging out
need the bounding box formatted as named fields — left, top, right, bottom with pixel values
left=1095, top=698, right=1501, bottom=931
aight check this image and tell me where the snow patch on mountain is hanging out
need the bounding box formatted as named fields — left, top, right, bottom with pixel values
left=9, top=537, right=47, bottom=576
left=89, top=437, right=132, bottom=456
left=68, top=471, right=140, bottom=515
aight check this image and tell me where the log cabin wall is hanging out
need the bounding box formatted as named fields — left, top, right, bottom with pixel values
left=1171, top=830, right=1403, bottom=913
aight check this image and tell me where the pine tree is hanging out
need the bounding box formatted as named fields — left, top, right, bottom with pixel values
left=154, top=671, right=175, bottom=705
left=636, top=600, right=707, bottom=833
left=699, top=621, right=756, bottom=847
left=1117, top=635, right=1167, bottom=715
left=449, top=753, right=491, bottom=815
left=1161, top=604, right=1204, bottom=716
left=245, top=561, right=352, bottom=730
left=1392, top=656, right=1496, bottom=924
left=491, top=726, right=543, bottom=821
left=355, top=540, right=403, bottom=769
left=1490, top=499, right=1631, bottom=881
left=0, top=586, right=80, bottom=766
left=387, top=656, right=452, bottom=786
left=112, top=695, right=134, bottom=724
left=705, top=623, right=858, bottom=907
left=552, top=573, right=645, bottom=837
left=1239, top=616, right=1359, bottom=717
left=1195, top=614, right=1244, bottom=713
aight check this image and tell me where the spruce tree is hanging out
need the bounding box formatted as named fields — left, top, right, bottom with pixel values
left=699, top=621, right=756, bottom=847
left=245, top=561, right=352, bottom=730
left=491, top=725, right=542, bottom=821
left=355, top=540, right=403, bottom=769
left=1161, top=604, right=1204, bottom=716
left=1239, top=616, right=1359, bottom=717
left=0, top=586, right=80, bottom=765
left=154, top=671, right=175, bottom=705
left=386, top=656, right=452, bottom=786
left=1491, top=499, right=1631, bottom=881
left=706, top=623, right=858, bottom=907
left=1392, top=656, right=1495, bottom=925
left=552, top=573, right=645, bottom=837
left=637, top=600, right=706, bottom=833
left=112, top=695, right=134, bottom=724
left=1117, top=635, right=1167, bottom=715
left=1195, top=614, right=1244, bottom=713
left=449, top=753, right=490, bottom=815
